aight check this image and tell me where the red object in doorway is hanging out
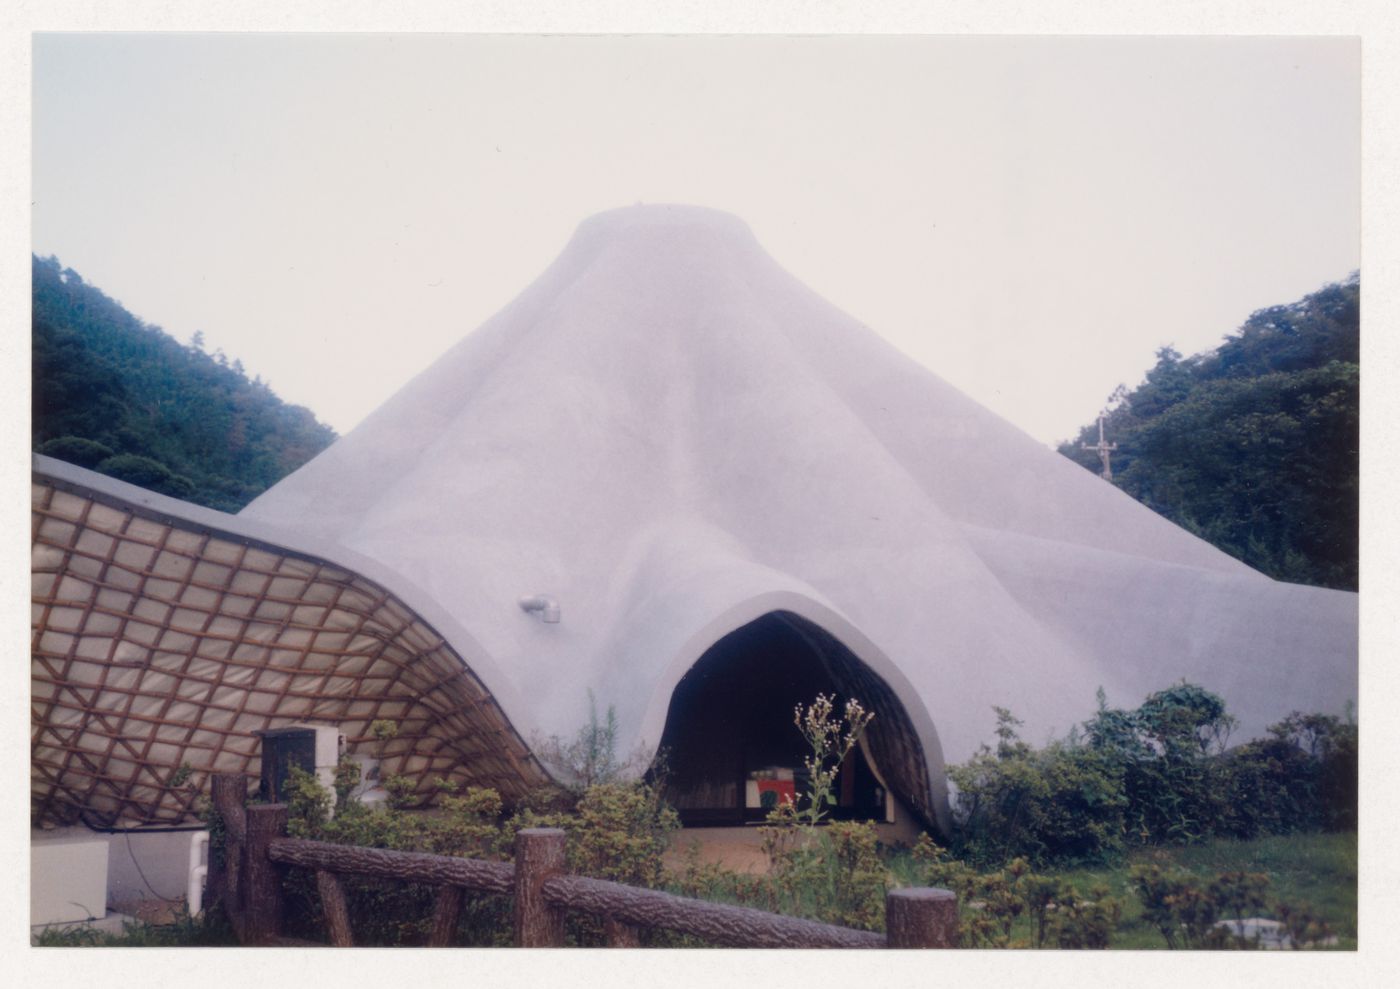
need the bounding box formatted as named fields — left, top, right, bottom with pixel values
left=756, top=779, right=796, bottom=806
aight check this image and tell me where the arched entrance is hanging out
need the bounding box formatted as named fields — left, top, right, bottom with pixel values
left=656, top=611, right=933, bottom=828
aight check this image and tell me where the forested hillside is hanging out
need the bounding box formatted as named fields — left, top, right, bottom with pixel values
left=1059, top=275, right=1359, bottom=591
left=32, top=254, right=337, bottom=512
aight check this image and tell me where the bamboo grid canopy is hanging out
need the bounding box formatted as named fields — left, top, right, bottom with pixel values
left=31, top=463, right=549, bottom=828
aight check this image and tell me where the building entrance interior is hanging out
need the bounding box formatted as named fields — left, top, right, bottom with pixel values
left=657, top=612, right=892, bottom=826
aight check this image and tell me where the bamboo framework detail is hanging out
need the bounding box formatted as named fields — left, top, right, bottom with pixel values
left=31, top=473, right=549, bottom=828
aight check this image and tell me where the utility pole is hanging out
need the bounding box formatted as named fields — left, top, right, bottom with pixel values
left=1082, top=414, right=1117, bottom=481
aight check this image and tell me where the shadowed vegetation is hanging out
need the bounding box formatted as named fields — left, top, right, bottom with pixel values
left=32, top=254, right=336, bottom=511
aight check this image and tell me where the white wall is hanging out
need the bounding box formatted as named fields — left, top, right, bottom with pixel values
left=105, top=829, right=206, bottom=910
left=31, top=828, right=110, bottom=924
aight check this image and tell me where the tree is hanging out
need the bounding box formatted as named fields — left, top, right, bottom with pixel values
left=1057, top=276, right=1358, bottom=590
left=31, top=254, right=337, bottom=511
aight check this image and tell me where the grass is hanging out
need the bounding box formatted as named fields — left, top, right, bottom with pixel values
left=32, top=907, right=239, bottom=947
left=1101, top=831, right=1358, bottom=948
left=672, top=828, right=1357, bottom=949
left=926, top=831, right=1357, bottom=949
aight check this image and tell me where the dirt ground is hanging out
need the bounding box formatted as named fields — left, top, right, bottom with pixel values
left=663, top=826, right=774, bottom=874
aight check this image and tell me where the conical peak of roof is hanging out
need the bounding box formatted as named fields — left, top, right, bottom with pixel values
left=246, top=202, right=1252, bottom=580
left=573, top=203, right=757, bottom=242
left=558, top=204, right=764, bottom=277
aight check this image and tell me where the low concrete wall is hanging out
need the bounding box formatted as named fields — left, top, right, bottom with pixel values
left=105, top=829, right=207, bottom=909
left=32, top=828, right=109, bottom=924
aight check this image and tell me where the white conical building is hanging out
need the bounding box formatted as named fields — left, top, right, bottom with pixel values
left=32, top=205, right=1355, bottom=834
left=241, top=204, right=1356, bottom=831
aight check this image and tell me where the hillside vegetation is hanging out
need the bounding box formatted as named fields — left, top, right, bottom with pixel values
left=1059, top=275, right=1359, bottom=590
left=31, top=254, right=336, bottom=512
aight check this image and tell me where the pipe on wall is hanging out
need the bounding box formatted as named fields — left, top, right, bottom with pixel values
left=187, top=831, right=210, bottom=916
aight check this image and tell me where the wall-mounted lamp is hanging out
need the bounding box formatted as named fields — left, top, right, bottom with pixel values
left=519, top=594, right=561, bottom=623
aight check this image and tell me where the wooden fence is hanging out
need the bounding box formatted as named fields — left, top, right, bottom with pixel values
left=208, top=773, right=958, bottom=948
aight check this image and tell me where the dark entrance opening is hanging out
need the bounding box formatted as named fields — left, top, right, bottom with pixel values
left=657, top=612, right=894, bottom=827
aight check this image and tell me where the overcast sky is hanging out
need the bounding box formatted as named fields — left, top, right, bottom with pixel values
left=31, top=33, right=1359, bottom=446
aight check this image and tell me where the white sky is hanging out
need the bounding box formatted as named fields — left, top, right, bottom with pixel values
left=30, top=33, right=1359, bottom=446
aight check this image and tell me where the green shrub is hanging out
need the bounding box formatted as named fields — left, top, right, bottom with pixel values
left=758, top=816, right=888, bottom=931
left=952, top=686, right=1358, bottom=867
left=507, top=780, right=679, bottom=888
left=1269, top=711, right=1358, bottom=832
left=95, top=452, right=196, bottom=498
left=1129, top=858, right=1340, bottom=951
left=278, top=758, right=516, bottom=945
left=908, top=836, right=1120, bottom=948
left=1087, top=683, right=1236, bottom=845
left=1128, top=860, right=1210, bottom=949
left=534, top=693, right=650, bottom=792
left=1218, top=737, right=1317, bottom=838
left=280, top=762, right=680, bottom=946
left=38, top=435, right=115, bottom=468
left=283, top=763, right=332, bottom=838
left=949, top=709, right=1127, bottom=865
left=1276, top=899, right=1335, bottom=949
left=263, top=687, right=1354, bottom=947
left=745, top=695, right=888, bottom=931
left=1052, top=883, right=1121, bottom=949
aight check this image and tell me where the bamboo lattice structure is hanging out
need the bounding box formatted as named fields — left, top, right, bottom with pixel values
left=31, top=470, right=549, bottom=828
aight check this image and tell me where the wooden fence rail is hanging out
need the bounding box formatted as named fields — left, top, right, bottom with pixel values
left=540, top=872, right=885, bottom=948
left=208, top=774, right=957, bottom=949
left=267, top=838, right=515, bottom=893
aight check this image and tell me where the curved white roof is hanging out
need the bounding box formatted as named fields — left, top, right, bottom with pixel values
left=241, top=205, right=1357, bottom=825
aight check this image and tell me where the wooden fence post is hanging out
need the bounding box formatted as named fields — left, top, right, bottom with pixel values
left=316, top=869, right=354, bottom=947
left=208, top=774, right=248, bottom=922
left=429, top=886, right=465, bottom=947
left=885, top=887, right=959, bottom=948
left=243, top=804, right=289, bottom=944
left=514, top=828, right=567, bottom=947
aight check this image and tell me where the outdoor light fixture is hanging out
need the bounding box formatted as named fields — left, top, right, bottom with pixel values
left=518, top=594, right=561, bottom=623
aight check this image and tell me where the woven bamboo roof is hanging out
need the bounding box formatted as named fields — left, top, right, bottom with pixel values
left=32, top=459, right=548, bottom=828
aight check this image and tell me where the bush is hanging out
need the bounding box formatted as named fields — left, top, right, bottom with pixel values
left=95, top=452, right=195, bottom=498
left=949, top=686, right=1357, bottom=867
left=38, top=435, right=115, bottom=468
left=758, top=815, right=888, bottom=931
left=533, top=693, right=650, bottom=792
left=1128, top=858, right=1333, bottom=949
left=909, top=836, right=1120, bottom=948
left=1087, top=683, right=1237, bottom=845
left=744, top=694, right=888, bottom=931
left=949, top=708, right=1127, bottom=865
left=508, top=780, right=679, bottom=889
left=279, top=751, right=679, bottom=946
left=1270, top=711, right=1358, bottom=832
